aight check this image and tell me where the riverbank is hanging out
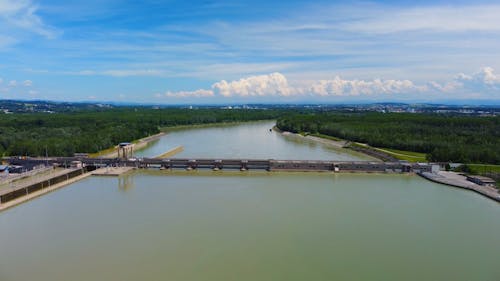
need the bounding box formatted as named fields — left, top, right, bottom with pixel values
left=90, top=132, right=167, bottom=158
left=274, top=127, right=381, bottom=161
left=419, top=171, right=500, bottom=203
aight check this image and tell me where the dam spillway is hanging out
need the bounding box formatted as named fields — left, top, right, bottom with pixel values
left=6, top=157, right=436, bottom=173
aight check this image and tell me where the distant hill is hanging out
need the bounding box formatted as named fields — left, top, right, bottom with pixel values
left=0, top=100, right=114, bottom=113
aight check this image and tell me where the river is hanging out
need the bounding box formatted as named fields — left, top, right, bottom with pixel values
left=134, top=120, right=374, bottom=160
left=1, top=121, right=499, bottom=281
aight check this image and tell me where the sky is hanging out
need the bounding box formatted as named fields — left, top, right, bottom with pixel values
left=0, top=0, right=500, bottom=104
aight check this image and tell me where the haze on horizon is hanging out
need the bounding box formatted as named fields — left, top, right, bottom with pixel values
left=0, top=0, right=499, bottom=104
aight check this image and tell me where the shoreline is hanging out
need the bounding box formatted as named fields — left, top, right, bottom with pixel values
left=274, top=127, right=381, bottom=161
left=91, top=132, right=167, bottom=158
left=419, top=171, right=500, bottom=203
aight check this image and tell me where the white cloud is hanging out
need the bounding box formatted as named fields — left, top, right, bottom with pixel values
left=157, top=67, right=500, bottom=100
left=0, top=0, right=57, bottom=38
left=340, top=5, right=500, bottom=34
left=308, top=77, right=421, bottom=97
left=23, top=79, right=32, bottom=86
left=8, top=80, right=17, bottom=87
left=425, top=67, right=500, bottom=96
left=212, top=73, right=291, bottom=97
left=455, top=67, right=500, bottom=88
left=160, top=73, right=293, bottom=99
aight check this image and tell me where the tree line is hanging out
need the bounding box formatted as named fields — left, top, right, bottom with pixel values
left=276, top=112, right=500, bottom=164
left=0, top=108, right=284, bottom=157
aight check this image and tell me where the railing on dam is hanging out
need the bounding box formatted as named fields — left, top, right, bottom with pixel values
left=6, top=157, right=437, bottom=173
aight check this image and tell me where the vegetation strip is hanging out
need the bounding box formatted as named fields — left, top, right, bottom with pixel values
left=0, top=108, right=286, bottom=157
left=277, top=112, right=499, bottom=164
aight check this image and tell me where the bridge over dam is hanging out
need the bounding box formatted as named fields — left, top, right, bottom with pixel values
left=6, top=157, right=436, bottom=174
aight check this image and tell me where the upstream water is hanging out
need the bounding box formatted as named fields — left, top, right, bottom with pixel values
left=134, top=120, right=373, bottom=160
left=1, top=121, right=499, bottom=281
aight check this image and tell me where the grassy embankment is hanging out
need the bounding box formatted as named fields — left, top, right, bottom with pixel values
left=309, top=133, right=426, bottom=162
left=467, top=164, right=500, bottom=174
left=277, top=112, right=499, bottom=164
left=372, top=147, right=427, bottom=162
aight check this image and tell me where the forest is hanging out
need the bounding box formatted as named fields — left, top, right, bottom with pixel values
left=0, top=108, right=285, bottom=157
left=277, top=112, right=500, bottom=164
left=2, top=107, right=499, bottom=164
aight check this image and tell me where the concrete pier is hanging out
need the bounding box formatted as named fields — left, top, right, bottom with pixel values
left=0, top=167, right=96, bottom=211
left=419, top=171, right=500, bottom=203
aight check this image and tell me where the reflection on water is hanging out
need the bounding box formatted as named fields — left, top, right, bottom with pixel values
left=118, top=174, right=134, bottom=191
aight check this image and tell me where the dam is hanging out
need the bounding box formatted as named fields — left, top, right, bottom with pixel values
left=0, top=156, right=437, bottom=207
left=6, top=156, right=436, bottom=173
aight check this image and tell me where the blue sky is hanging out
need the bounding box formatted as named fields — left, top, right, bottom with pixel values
left=1, top=0, right=500, bottom=104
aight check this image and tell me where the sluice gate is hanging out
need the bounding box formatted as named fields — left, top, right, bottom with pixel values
left=6, top=157, right=435, bottom=173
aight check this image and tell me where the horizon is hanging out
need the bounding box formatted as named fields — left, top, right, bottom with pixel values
left=1, top=0, right=500, bottom=104
left=2, top=98, right=500, bottom=108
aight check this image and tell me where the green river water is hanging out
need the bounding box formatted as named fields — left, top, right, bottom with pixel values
left=0, top=121, right=499, bottom=281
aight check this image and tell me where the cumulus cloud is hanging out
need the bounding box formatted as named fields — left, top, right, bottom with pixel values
left=8, top=80, right=17, bottom=87
left=424, top=67, right=500, bottom=96
left=455, top=67, right=500, bottom=90
left=23, top=79, right=32, bottom=86
left=159, top=73, right=293, bottom=99
left=308, top=77, right=421, bottom=96
left=212, top=73, right=291, bottom=97
left=157, top=67, right=500, bottom=100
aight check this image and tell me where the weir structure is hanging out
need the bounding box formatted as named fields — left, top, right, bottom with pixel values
left=6, top=157, right=436, bottom=173
left=1, top=157, right=498, bottom=207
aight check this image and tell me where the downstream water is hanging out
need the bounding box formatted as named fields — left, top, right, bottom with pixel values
left=1, top=121, right=499, bottom=281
